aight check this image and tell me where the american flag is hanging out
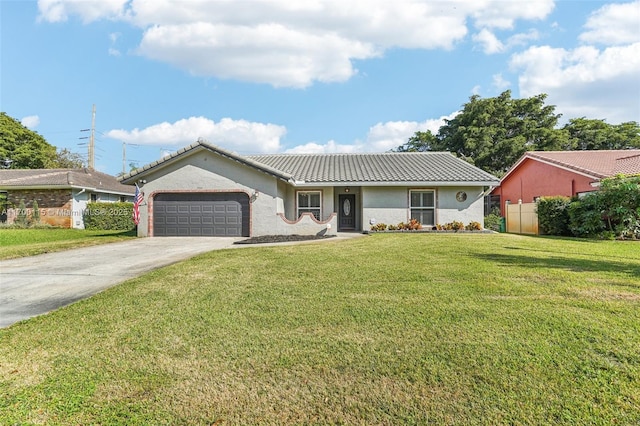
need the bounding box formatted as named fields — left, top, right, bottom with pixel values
left=133, top=184, right=143, bottom=225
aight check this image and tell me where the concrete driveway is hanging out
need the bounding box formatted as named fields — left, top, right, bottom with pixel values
left=0, top=237, right=243, bottom=328
left=0, top=234, right=365, bottom=328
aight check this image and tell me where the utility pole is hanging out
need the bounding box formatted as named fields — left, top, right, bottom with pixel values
left=122, top=141, right=126, bottom=175
left=89, top=104, right=96, bottom=170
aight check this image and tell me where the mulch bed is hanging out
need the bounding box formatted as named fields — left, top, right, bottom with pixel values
left=234, top=234, right=336, bottom=244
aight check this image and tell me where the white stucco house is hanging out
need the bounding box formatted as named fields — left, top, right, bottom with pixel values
left=119, top=141, right=500, bottom=237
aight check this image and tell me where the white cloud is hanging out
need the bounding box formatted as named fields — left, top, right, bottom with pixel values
left=510, top=42, right=640, bottom=123
left=107, top=32, right=122, bottom=56
left=472, top=1, right=555, bottom=29
left=580, top=1, right=640, bottom=45
left=106, top=116, right=287, bottom=153
left=492, top=73, right=511, bottom=91
left=365, top=117, right=447, bottom=151
left=473, top=28, right=540, bottom=54
left=507, top=29, right=540, bottom=48
left=138, top=22, right=377, bottom=87
left=473, top=29, right=504, bottom=54
left=37, top=0, right=129, bottom=23
left=37, top=0, right=557, bottom=88
left=21, top=115, right=40, bottom=128
left=285, top=140, right=357, bottom=154
left=285, top=113, right=458, bottom=154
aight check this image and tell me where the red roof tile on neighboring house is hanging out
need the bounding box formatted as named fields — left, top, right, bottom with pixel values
left=614, top=154, right=640, bottom=175
left=519, top=150, right=640, bottom=179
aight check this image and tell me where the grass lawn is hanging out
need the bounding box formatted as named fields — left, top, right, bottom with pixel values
left=1, top=233, right=639, bottom=424
left=0, top=228, right=136, bottom=259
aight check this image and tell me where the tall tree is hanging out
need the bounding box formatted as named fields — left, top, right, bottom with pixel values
left=0, top=112, right=57, bottom=168
left=433, top=91, right=566, bottom=176
left=0, top=112, right=87, bottom=169
left=54, top=148, right=86, bottom=168
left=394, top=130, right=437, bottom=152
left=562, top=118, right=640, bottom=150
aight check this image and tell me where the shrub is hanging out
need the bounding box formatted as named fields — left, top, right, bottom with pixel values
left=568, top=194, right=605, bottom=238
left=465, top=221, right=482, bottom=231
left=83, top=202, right=135, bottom=231
left=370, top=223, right=387, bottom=231
left=450, top=220, right=465, bottom=231
left=387, top=224, right=398, bottom=231
left=436, top=221, right=466, bottom=231
left=599, top=175, right=640, bottom=239
left=408, top=219, right=422, bottom=230
left=31, top=200, right=41, bottom=224
left=393, top=220, right=422, bottom=231
left=484, top=212, right=502, bottom=232
left=567, top=175, right=640, bottom=239
left=537, top=196, right=570, bottom=236
left=15, top=200, right=28, bottom=227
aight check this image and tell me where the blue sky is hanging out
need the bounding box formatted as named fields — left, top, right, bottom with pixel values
left=2, top=0, right=639, bottom=176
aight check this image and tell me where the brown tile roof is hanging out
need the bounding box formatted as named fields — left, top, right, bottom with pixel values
left=517, top=150, right=640, bottom=179
left=0, top=169, right=134, bottom=195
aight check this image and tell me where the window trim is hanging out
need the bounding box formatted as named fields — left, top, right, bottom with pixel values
left=297, top=190, right=322, bottom=220
left=409, top=189, right=436, bottom=226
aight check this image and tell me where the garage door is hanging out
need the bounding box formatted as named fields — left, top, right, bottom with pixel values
left=154, top=193, right=249, bottom=237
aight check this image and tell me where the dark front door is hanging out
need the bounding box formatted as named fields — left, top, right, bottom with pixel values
left=338, top=194, right=356, bottom=231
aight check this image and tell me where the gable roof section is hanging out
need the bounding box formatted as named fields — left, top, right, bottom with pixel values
left=249, top=152, right=499, bottom=185
left=502, top=150, right=640, bottom=182
left=614, top=153, right=640, bottom=175
left=120, top=141, right=293, bottom=184
left=120, top=140, right=499, bottom=186
left=0, top=169, right=134, bottom=195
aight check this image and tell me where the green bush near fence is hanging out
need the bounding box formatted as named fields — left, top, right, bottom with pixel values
left=83, top=202, right=135, bottom=231
left=538, top=175, right=640, bottom=239
left=537, top=196, right=571, bottom=236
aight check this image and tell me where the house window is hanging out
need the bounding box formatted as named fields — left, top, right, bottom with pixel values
left=120, top=196, right=126, bottom=202
left=297, top=191, right=321, bottom=220
left=410, top=190, right=435, bottom=226
left=90, top=194, right=97, bottom=203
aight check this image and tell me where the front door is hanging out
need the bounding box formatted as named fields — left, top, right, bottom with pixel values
left=338, top=194, right=356, bottom=231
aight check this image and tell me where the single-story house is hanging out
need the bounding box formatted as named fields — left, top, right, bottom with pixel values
left=119, top=141, right=499, bottom=237
left=0, top=168, right=135, bottom=228
left=491, top=149, right=640, bottom=216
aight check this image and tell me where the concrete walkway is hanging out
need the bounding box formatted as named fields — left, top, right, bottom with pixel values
left=0, top=234, right=365, bottom=328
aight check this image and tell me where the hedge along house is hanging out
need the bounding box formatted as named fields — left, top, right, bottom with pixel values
left=119, top=141, right=499, bottom=237
left=0, top=169, right=135, bottom=228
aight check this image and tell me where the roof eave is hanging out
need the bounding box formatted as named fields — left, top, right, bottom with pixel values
left=0, top=184, right=134, bottom=195
left=500, top=152, right=604, bottom=184
left=291, top=180, right=500, bottom=187
left=120, top=141, right=293, bottom=184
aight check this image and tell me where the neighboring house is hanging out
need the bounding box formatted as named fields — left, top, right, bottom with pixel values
left=0, top=168, right=135, bottom=228
left=119, top=141, right=499, bottom=237
left=492, top=149, right=640, bottom=216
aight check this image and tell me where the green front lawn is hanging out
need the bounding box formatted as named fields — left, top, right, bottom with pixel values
left=0, top=228, right=136, bottom=259
left=1, top=234, right=639, bottom=424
